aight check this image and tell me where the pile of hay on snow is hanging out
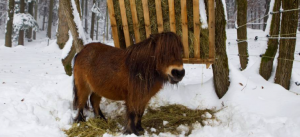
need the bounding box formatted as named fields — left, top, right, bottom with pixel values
left=65, top=104, right=218, bottom=136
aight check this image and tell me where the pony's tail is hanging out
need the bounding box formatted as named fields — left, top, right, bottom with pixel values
left=73, top=79, right=78, bottom=110
left=72, top=54, right=79, bottom=110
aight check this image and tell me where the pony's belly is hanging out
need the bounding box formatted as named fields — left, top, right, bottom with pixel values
left=94, top=87, right=126, bottom=101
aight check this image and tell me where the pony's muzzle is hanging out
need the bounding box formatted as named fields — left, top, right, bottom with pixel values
left=168, top=69, right=185, bottom=84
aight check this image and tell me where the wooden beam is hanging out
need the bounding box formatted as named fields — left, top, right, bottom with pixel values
left=183, top=58, right=215, bottom=64
left=168, top=0, right=176, bottom=33
left=193, top=0, right=201, bottom=58
left=181, top=0, right=189, bottom=58
left=208, top=0, right=215, bottom=60
left=155, top=0, right=164, bottom=33
left=142, top=0, right=151, bottom=38
left=107, top=0, right=120, bottom=48
left=119, top=0, right=131, bottom=47
left=129, top=0, right=140, bottom=43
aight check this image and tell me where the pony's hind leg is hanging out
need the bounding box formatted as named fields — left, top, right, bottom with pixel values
left=90, top=92, right=106, bottom=121
left=74, top=79, right=91, bottom=123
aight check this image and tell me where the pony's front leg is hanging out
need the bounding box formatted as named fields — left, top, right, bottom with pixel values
left=135, top=109, right=145, bottom=132
left=124, top=110, right=139, bottom=135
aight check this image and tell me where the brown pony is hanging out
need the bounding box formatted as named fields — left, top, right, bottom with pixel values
left=73, top=32, right=185, bottom=135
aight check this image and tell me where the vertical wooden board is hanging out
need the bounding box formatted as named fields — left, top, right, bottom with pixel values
left=181, top=0, right=189, bottom=58
left=107, top=0, right=120, bottom=48
left=155, top=0, right=164, bottom=33
left=193, top=0, right=201, bottom=58
left=168, top=0, right=176, bottom=33
left=208, top=0, right=215, bottom=60
left=119, top=0, right=131, bottom=47
left=142, top=0, right=151, bottom=38
left=129, top=0, right=140, bottom=43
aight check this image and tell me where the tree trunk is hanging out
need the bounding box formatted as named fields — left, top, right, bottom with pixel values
left=42, top=1, right=47, bottom=31
left=61, top=0, right=84, bottom=75
left=81, top=0, right=84, bottom=19
left=85, top=0, right=88, bottom=33
left=236, top=0, right=248, bottom=70
left=27, top=1, right=34, bottom=41
left=213, top=0, right=230, bottom=99
left=274, top=0, right=298, bottom=89
left=90, top=0, right=96, bottom=40
left=33, top=0, right=38, bottom=40
left=263, top=0, right=271, bottom=31
left=5, top=0, right=14, bottom=47
left=106, top=6, right=109, bottom=40
left=18, top=0, right=25, bottom=46
left=57, top=0, right=70, bottom=49
left=47, top=0, right=54, bottom=39
left=259, top=0, right=281, bottom=80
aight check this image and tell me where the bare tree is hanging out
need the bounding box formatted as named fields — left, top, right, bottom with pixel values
left=47, top=0, right=54, bottom=39
left=213, top=0, right=230, bottom=98
left=18, top=0, right=25, bottom=46
left=57, top=0, right=69, bottom=49
left=236, top=0, right=249, bottom=70
left=5, top=0, right=14, bottom=47
left=90, top=0, right=96, bottom=39
left=33, top=0, right=38, bottom=40
left=275, top=0, right=298, bottom=89
left=259, top=0, right=281, bottom=80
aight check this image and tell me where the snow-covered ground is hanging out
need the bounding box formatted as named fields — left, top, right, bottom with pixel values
left=0, top=29, right=300, bottom=137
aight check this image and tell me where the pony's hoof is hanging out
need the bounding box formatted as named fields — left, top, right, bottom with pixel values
left=124, top=130, right=139, bottom=136
left=74, top=116, right=86, bottom=123
left=136, top=126, right=144, bottom=132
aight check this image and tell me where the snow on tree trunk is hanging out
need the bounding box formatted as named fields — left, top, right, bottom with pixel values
left=61, top=0, right=84, bottom=75
left=259, top=0, right=281, bottom=80
left=274, top=0, right=298, bottom=89
left=212, top=0, right=230, bottom=99
left=84, top=0, right=88, bottom=33
left=57, top=0, right=70, bottom=49
left=18, top=0, right=25, bottom=46
left=236, top=0, right=248, bottom=70
left=47, top=0, right=54, bottom=39
left=5, top=0, right=15, bottom=47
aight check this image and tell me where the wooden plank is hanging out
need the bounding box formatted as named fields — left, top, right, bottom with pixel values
left=129, top=0, right=140, bottom=43
left=193, top=0, right=201, bottom=58
left=208, top=0, right=215, bottom=60
left=168, top=0, right=176, bottom=33
left=107, top=0, right=120, bottom=48
left=183, top=58, right=215, bottom=64
left=119, top=0, right=131, bottom=47
left=155, top=0, right=164, bottom=33
left=181, top=0, right=189, bottom=58
left=142, top=0, right=151, bottom=38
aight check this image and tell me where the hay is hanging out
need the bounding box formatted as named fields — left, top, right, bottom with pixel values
left=64, top=105, right=217, bottom=136
left=111, top=0, right=209, bottom=57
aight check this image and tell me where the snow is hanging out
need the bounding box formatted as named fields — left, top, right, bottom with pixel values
left=61, top=31, right=73, bottom=59
left=199, top=0, right=208, bottom=28
left=70, top=0, right=88, bottom=44
left=264, top=0, right=276, bottom=34
left=0, top=29, right=300, bottom=137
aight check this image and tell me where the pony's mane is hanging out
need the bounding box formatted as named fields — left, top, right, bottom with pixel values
left=125, top=32, right=183, bottom=94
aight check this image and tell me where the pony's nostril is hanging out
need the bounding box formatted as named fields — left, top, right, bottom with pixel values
left=171, top=69, right=185, bottom=78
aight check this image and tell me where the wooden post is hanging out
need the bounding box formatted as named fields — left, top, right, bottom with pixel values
left=119, top=0, right=131, bottom=47
left=208, top=0, right=215, bottom=61
left=181, top=0, right=189, bottom=58
left=168, top=0, right=176, bottom=33
left=142, top=0, right=151, bottom=38
left=107, top=0, right=120, bottom=48
left=193, top=0, right=201, bottom=58
left=155, top=0, right=164, bottom=33
left=129, top=0, right=141, bottom=43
